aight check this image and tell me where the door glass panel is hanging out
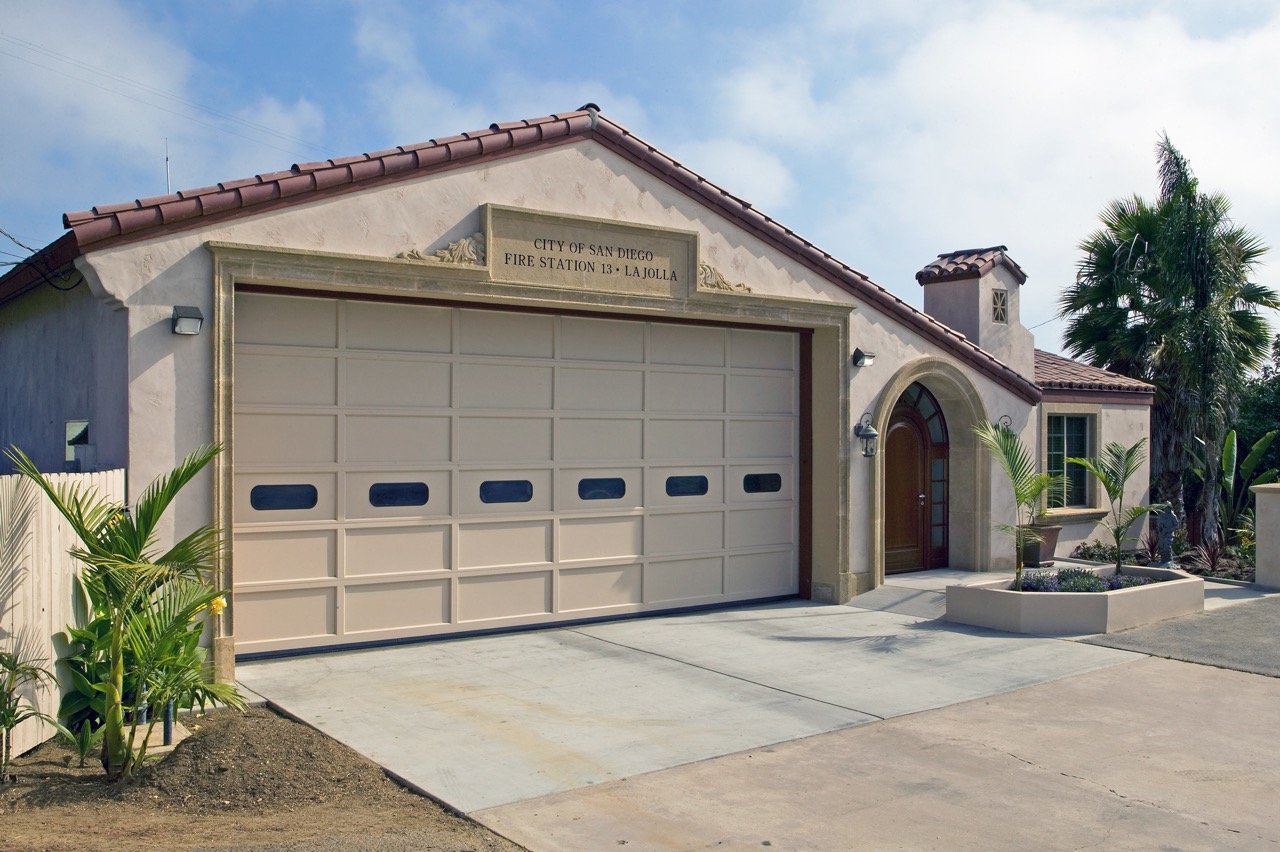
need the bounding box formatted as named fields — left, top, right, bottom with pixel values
left=369, top=482, right=429, bottom=507
left=479, top=480, right=534, bottom=503
left=250, top=484, right=318, bottom=511
left=577, top=477, right=626, bottom=500
left=665, top=475, right=709, bottom=497
left=743, top=473, right=783, bottom=493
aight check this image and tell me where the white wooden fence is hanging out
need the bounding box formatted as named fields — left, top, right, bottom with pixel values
left=1, top=468, right=126, bottom=757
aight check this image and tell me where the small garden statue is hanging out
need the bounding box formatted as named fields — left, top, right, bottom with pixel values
left=1154, top=508, right=1179, bottom=565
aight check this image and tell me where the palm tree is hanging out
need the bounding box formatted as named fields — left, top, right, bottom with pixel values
left=7, top=445, right=242, bottom=781
left=1060, top=135, right=1278, bottom=544
left=1068, top=440, right=1165, bottom=574
left=973, top=422, right=1066, bottom=591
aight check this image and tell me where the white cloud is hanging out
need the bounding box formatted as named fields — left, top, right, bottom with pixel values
left=705, top=1, right=1280, bottom=351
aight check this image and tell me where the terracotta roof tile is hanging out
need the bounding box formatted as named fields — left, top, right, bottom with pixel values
left=917, top=245, right=1028, bottom=286
left=17, top=105, right=1043, bottom=403
left=1034, top=349, right=1154, bottom=394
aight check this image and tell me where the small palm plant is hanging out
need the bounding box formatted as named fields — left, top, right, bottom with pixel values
left=0, top=650, right=67, bottom=782
left=1067, top=439, right=1165, bottom=574
left=973, top=422, right=1066, bottom=590
left=7, top=444, right=244, bottom=782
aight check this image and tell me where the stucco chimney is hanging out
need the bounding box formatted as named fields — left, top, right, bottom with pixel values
left=915, top=245, right=1035, bottom=379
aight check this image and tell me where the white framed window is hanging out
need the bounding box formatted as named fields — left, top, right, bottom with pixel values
left=992, top=289, right=1008, bottom=323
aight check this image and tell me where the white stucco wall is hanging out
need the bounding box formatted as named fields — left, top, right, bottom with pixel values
left=75, top=138, right=1043, bottom=581
left=0, top=280, right=128, bottom=473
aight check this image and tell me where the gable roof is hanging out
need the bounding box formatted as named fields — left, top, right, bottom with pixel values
left=1034, top=349, right=1154, bottom=395
left=916, top=246, right=1028, bottom=286
left=1, top=105, right=1041, bottom=403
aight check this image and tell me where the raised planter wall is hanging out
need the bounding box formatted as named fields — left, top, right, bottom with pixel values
left=1254, top=483, right=1280, bottom=590
left=945, top=565, right=1203, bottom=635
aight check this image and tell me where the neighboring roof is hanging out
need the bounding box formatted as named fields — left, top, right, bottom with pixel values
left=1034, top=349, right=1154, bottom=395
left=916, top=246, right=1028, bottom=287
left=0, top=105, right=1041, bottom=403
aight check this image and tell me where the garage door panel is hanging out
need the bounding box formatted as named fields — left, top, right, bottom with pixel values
left=457, top=417, right=552, bottom=462
left=459, top=520, right=552, bottom=569
left=647, top=467, right=723, bottom=507
left=728, top=465, right=794, bottom=502
left=235, top=353, right=337, bottom=406
left=729, top=374, right=795, bottom=414
left=728, top=420, right=794, bottom=459
left=345, top=527, right=450, bottom=575
left=647, top=419, right=724, bottom=459
left=560, top=516, right=643, bottom=562
left=646, top=511, right=724, bottom=555
left=346, top=301, right=451, bottom=353
left=650, top=324, right=724, bottom=366
left=647, top=371, right=725, bottom=412
left=727, top=506, right=794, bottom=548
left=645, top=557, right=723, bottom=603
left=458, top=572, right=552, bottom=622
left=236, top=413, right=336, bottom=465
left=346, top=416, right=451, bottom=464
left=459, top=469, right=552, bottom=514
left=457, top=363, right=553, bottom=409
left=557, top=467, right=643, bottom=509
left=344, top=579, right=449, bottom=633
left=233, top=294, right=799, bottom=652
left=726, top=551, right=795, bottom=596
left=557, top=367, right=644, bottom=411
left=234, top=530, right=336, bottom=583
left=236, top=293, right=336, bottom=347
left=236, top=587, right=336, bottom=644
left=460, top=310, right=554, bottom=358
left=730, top=329, right=796, bottom=370
left=235, top=473, right=336, bottom=523
left=345, top=359, right=451, bottom=408
left=558, top=317, right=644, bottom=363
left=344, top=470, right=451, bottom=519
left=558, top=418, right=643, bottom=461
left=561, top=564, right=643, bottom=611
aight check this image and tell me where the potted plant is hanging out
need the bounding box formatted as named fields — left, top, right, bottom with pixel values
left=971, top=421, right=1066, bottom=590
left=1023, top=511, right=1063, bottom=570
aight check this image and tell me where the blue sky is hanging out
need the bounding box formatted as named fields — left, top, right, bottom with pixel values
left=3, top=0, right=1279, bottom=354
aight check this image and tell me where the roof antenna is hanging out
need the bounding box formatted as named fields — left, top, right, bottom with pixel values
left=165, top=138, right=171, bottom=194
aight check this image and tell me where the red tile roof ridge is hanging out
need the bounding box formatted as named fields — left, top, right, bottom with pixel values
left=1034, top=349, right=1154, bottom=393
left=916, top=245, right=1028, bottom=286
left=41, top=104, right=1039, bottom=402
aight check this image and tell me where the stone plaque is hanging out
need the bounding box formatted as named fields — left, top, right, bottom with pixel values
left=485, top=204, right=698, bottom=298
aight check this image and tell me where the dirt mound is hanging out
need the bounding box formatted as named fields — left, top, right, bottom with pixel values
left=129, top=707, right=403, bottom=813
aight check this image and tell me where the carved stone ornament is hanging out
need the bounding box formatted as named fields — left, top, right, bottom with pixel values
left=697, top=262, right=752, bottom=293
left=398, top=232, right=486, bottom=265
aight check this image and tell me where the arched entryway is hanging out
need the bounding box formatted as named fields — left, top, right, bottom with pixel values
left=869, top=357, right=991, bottom=587
left=885, top=382, right=949, bottom=573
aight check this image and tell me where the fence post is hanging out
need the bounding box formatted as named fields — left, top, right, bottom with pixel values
left=1253, top=483, right=1280, bottom=590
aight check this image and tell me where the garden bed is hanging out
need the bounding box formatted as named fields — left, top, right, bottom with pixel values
left=0, top=707, right=521, bottom=851
left=945, top=565, right=1203, bottom=635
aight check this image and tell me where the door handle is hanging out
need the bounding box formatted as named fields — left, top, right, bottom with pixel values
left=918, top=494, right=926, bottom=506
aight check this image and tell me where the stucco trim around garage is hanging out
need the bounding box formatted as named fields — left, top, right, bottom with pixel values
left=206, top=239, right=856, bottom=677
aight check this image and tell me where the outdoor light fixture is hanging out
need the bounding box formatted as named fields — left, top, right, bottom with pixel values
left=852, top=348, right=876, bottom=368
left=171, top=305, right=204, bottom=336
left=854, top=413, right=879, bottom=458
left=997, top=414, right=1013, bottom=428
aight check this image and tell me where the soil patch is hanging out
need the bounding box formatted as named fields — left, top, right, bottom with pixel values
left=1, top=707, right=525, bottom=851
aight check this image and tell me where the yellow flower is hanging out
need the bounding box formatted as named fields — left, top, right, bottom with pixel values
left=209, top=596, right=227, bottom=616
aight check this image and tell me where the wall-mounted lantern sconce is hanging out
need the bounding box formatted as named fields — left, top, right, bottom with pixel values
left=852, top=348, right=876, bottom=368
left=854, top=413, right=879, bottom=458
left=171, top=305, right=204, bottom=336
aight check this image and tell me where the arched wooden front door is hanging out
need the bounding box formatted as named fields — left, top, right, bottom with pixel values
left=884, top=382, right=949, bottom=574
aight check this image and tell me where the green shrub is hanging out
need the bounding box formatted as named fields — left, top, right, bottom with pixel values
left=1072, top=541, right=1120, bottom=563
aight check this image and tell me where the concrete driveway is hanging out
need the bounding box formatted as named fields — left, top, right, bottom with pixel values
left=237, top=573, right=1280, bottom=849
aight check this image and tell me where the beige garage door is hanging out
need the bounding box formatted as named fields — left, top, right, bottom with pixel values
left=231, top=292, right=800, bottom=653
